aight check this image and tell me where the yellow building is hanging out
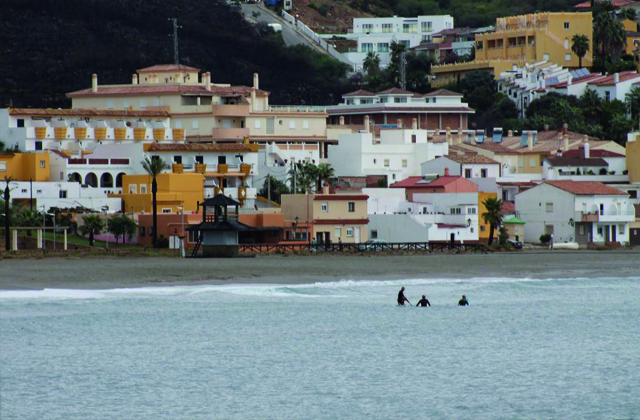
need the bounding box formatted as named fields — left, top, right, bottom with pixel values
left=0, top=152, right=50, bottom=181
left=117, top=172, right=204, bottom=214
left=281, top=186, right=369, bottom=244
left=627, top=135, right=640, bottom=183
left=432, top=12, right=593, bottom=86
left=478, top=192, right=499, bottom=242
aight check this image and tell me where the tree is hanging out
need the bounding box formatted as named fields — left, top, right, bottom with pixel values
left=78, top=214, right=105, bottom=247
left=625, top=85, right=640, bottom=120
left=363, top=51, right=381, bottom=76
left=482, top=197, right=504, bottom=246
left=258, top=175, right=290, bottom=204
left=315, top=163, right=335, bottom=191
left=571, top=34, right=590, bottom=68
left=141, top=157, right=169, bottom=248
left=288, top=161, right=318, bottom=194
left=498, top=225, right=509, bottom=247
left=14, top=206, right=42, bottom=237
left=619, top=7, right=638, bottom=21
left=107, top=213, right=138, bottom=246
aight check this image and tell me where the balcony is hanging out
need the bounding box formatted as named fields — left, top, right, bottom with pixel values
left=212, top=104, right=250, bottom=117
left=211, top=127, right=250, bottom=140
left=266, top=105, right=327, bottom=113
left=579, top=204, right=636, bottom=223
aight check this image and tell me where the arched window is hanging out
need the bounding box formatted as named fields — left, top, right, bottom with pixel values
left=100, top=173, right=114, bottom=188
left=84, top=172, right=98, bottom=188
left=69, top=172, right=82, bottom=183
left=116, top=172, right=126, bottom=188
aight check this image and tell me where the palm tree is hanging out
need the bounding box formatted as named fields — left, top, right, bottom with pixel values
left=78, top=214, right=105, bottom=247
left=571, top=34, right=590, bottom=68
left=14, top=206, right=42, bottom=237
left=288, top=161, right=318, bottom=194
left=363, top=51, right=381, bottom=76
left=625, top=85, right=640, bottom=120
left=141, top=157, right=169, bottom=248
left=315, top=163, right=335, bottom=192
left=619, top=7, right=638, bottom=21
left=481, top=197, right=504, bottom=246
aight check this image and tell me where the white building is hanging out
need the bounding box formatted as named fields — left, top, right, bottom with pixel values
left=255, top=142, right=321, bottom=192
left=421, top=154, right=500, bottom=178
left=3, top=179, right=121, bottom=213
left=344, top=15, right=454, bottom=70
left=329, top=128, right=448, bottom=184
left=515, top=180, right=634, bottom=246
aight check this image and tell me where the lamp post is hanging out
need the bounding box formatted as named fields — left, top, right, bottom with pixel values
left=41, top=205, right=46, bottom=250
left=177, top=205, right=185, bottom=258
left=101, top=205, right=109, bottom=249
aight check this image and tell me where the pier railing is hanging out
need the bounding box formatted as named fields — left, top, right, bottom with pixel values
left=238, top=242, right=493, bottom=254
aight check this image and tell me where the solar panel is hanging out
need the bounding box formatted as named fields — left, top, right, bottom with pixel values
left=475, top=129, right=485, bottom=143
left=492, top=127, right=503, bottom=143
left=521, top=130, right=537, bottom=147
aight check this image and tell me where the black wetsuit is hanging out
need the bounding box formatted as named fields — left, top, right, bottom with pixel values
left=416, top=298, right=431, bottom=307
left=397, top=290, right=408, bottom=306
left=458, top=298, right=469, bottom=306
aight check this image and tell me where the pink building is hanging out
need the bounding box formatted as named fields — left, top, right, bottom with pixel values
left=390, top=168, right=479, bottom=201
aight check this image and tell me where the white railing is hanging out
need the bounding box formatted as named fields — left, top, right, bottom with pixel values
left=267, top=105, right=326, bottom=113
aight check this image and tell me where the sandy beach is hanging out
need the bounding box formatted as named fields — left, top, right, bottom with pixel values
left=1, top=250, right=639, bottom=290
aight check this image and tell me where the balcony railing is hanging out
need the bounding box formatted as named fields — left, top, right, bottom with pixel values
left=67, top=158, right=130, bottom=166
left=210, top=127, right=250, bottom=140
left=212, top=104, right=250, bottom=117
left=266, top=105, right=327, bottom=113
left=25, top=127, right=179, bottom=142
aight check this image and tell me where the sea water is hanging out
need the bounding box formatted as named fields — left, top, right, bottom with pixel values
left=1, top=276, right=639, bottom=420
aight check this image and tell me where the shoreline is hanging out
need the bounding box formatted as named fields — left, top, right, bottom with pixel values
left=1, top=250, right=639, bottom=291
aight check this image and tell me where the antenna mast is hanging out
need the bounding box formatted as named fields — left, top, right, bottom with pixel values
left=169, top=18, right=182, bottom=64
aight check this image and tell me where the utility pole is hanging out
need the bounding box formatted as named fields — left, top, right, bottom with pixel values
left=267, top=175, right=271, bottom=203
left=169, top=18, right=182, bottom=64
left=3, top=177, right=10, bottom=252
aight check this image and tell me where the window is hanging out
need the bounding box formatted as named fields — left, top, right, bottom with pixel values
left=346, top=227, right=354, bottom=237
left=21, top=189, right=27, bottom=193
left=173, top=156, right=182, bottom=164
left=362, top=24, right=373, bottom=33
left=421, top=21, right=432, bottom=32
left=140, top=99, right=147, bottom=109
left=546, top=202, right=554, bottom=213
left=630, top=190, right=638, bottom=199
left=335, top=227, right=341, bottom=238
left=564, top=39, right=569, bottom=49
left=361, top=43, right=373, bottom=53
left=564, top=22, right=570, bottom=29
left=599, top=204, right=604, bottom=215
left=565, top=53, right=571, bottom=61
left=254, top=120, right=261, bottom=129
left=465, top=168, right=472, bottom=178
left=382, top=23, right=392, bottom=33
left=378, top=43, right=390, bottom=52
left=129, top=184, right=138, bottom=194
left=394, top=97, right=408, bottom=103
left=379, top=97, right=388, bottom=103
left=480, top=225, right=486, bottom=232
left=530, top=158, right=536, bottom=167
left=195, top=156, right=204, bottom=164
left=140, top=226, right=146, bottom=237
left=597, top=226, right=603, bottom=235
left=518, top=156, right=525, bottom=167
left=450, top=207, right=462, bottom=215
left=411, top=135, right=417, bottom=143
left=289, top=120, right=295, bottom=130
left=188, top=230, right=197, bottom=243
left=140, top=184, right=148, bottom=194
left=124, top=99, right=130, bottom=109
left=0, top=162, right=6, bottom=171
left=17, top=119, right=25, bottom=128
left=605, top=91, right=611, bottom=102
left=149, top=227, right=154, bottom=236
left=162, top=208, right=172, bottom=214
left=218, top=155, right=227, bottom=164
left=321, top=203, right=328, bottom=212
left=619, top=224, right=625, bottom=235
left=59, top=190, right=67, bottom=198
left=543, top=53, right=549, bottom=61
left=402, top=159, right=408, bottom=168
left=579, top=225, right=585, bottom=235
left=35, top=141, right=43, bottom=151
left=468, top=207, right=476, bottom=214
left=384, top=159, right=390, bottom=167
left=107, top=99, right=114, bottom=109
left=192, top=120, right=199, bottom=130
left=348, top=202, right=355, bottom=212
left=371, top=230, right=378, bottom=239
left=401, top=40, right=410, bottom=48
left=303, top=120, right=309, bottom=130
left=481, top=168, right=488, bottom=178
left=346, top=99, right=355, bottom=105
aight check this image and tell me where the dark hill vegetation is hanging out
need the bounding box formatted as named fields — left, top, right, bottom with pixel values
left=0, top=0, right=351, bottom=108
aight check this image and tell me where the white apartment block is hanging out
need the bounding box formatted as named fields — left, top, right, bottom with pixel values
left=345, top=15, right=454, bottom=70
left=329, top=128, right=448, bottom=184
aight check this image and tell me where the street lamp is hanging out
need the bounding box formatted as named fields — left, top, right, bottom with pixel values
left=101, top=205, right=109, bottom=249
left=177, top=205, right=185, bottom=258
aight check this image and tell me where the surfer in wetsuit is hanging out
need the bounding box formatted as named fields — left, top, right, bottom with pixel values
left=458, top=295, right=469, bottom=306
left=397, top=287, right=410, bottom=306
left=416, top=295, right=431, bottom=307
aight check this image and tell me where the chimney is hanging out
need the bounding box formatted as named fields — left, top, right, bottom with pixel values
left=397, top=118, right=403, bottom=128
left=457, top=131, right=464, bottom=145
left=614, top=73, right=620, bottom=84
left=446, top=127, right=452, bottom=145
left=364, top=115, right=370, bottom=132
left=444, top=167, right=450, bottom=176
left=508, top=129, right=513, bottom=137
left=543, top=123, right=549, bottom=132
left=205, top=72, right=211, bottom=91
left=563, top=134, right=569, bottom=152
left=91, top=74, right=98, bottom=93
left=562, top=123, right=568, bottom=136
left=411, top=118, right=418, bottom=130
left=471, top=131, right=477, bottom=145
left=339, top=116, right=345, bottom=125
left=583, top=140, right=590, bottom=158
left=528, top=131, right=534, bottom=150
left=567, top=74, right=573, bottom=86
left=132, top=74, right=138, bottom=85
left=251, top=88, right=257, bottom=112
left=322, top=181, right=330, bottom=195
left=253, top=72, right=259, bottom=90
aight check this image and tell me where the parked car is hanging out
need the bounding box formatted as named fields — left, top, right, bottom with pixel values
left=507, top=239, right=523, bottom=249
left=360, top=239, right=389, bottom=251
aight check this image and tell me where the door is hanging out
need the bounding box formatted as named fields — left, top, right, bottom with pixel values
left=611, top=225, right=617, bottom=243
left=631, top=228, right=640, bottom=245
left=450, top=233, right=455, bottom=245
left=354, top=227, right=361, bottom=243
left=169, top=236, right=179, bottom=249
left=222, top=119, right=231, bottom=128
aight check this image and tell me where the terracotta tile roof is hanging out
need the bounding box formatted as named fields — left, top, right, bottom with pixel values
left=67, top=84, right=268, bottom=98
left=447, top=145, right=477, bottom=155
left=313, top=194, right=368, bottom=201
left=546, top=157, right=608, bottom=166
left=48, top=149, right=71, bottom=159
left=343, top=89, right=376, bottom=97
left=562, top=149, right=625, bottom=158
left=445, top=154, right=500, bottom=164
left=502, top=201, right=516, bottom=214
left=147, top=143, right=254, bottom=152
left=377, top=87, right=417, bottom=95
left=545, top=181, right=627, bottom=195
left=137, top=64, right=200, bottom=72
left=424, top=89, right=463, bottom=97
left=9, top=108, right=170, bottom=117
left=390, top=175, right=462, bottom=189
left=465, top=142, right=522, bottom=154
left=587, top=71, right=640, bottom=86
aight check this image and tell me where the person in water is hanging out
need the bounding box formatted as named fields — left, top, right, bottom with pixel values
left=397, top=287, right=410, bottom=306
left=458, top=295, right=469, bottom=306
left=416, top=295, right=431, bottom=307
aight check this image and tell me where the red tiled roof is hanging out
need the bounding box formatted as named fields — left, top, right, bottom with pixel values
left=545, top=181, right=627, bottom=195
left=313, top=194, right=368, bottom=201
left=313, top=219, right=370, bottom=225
left=377, top=88, right=417, bottom=95
left=147, top=143, right=254, bottom=152
left=343, top=89, right=376, bottom=97
left=501, top=201, right=516, bottom=214
left=9, top=108, right=170, bottom=117
left=137, top=64, right=200, bottom=72
left=546, top=157, right=608, bottom=166
left=48, top=149, right=71, bottom=159
left=424, top=89, right=463, bottom=97
left=562, top=149, right=625, bottom=158
left=436, top=223, right=467, bottom=228
left=587, top=71, right=640, bottom=86
left=549, top=74, right=607, bottom=89
left=67, top=84, right=268, bottom=98
left=445, top=154, right=500, bottom=164
left=390, top=175, right=462, bottom=189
